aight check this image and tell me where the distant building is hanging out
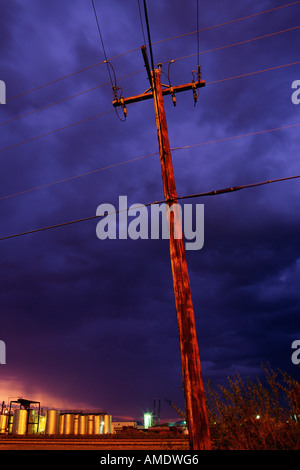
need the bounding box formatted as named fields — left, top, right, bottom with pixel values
left=111, top=421, right=138, bottom=433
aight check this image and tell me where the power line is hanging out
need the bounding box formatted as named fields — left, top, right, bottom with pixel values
left=172, top=123, right=300, bottom=151
left=196, top=0, right=200, bottom=69
left=1, top=58, right=299, bottom=130
left=163, top=25, right=300, bottom=64
left=177, top=175, right=300, bottom=200
left=137, top=0, right=147, bottom=45
left=6, top=46, right=142, bottom=102
left=0, top=69, right=144, bottom=128
left=91, top=0, right=126, bottom=124
left=2, top=21, right=299, bottom=127
left=206, top=60, right=300, bottom=85
left=0, top=174, right=299, bottom=241
left=142, top=0, right=176, bottom=203
left=7, top=1, right=298, bottom=103
left=1, top=57, right=299, bottom=155
left=92, top=0, right=114, bottom=89
left=0, top=151, right=159, bottom=201
left=0, top=119, right=299, bottom=202
left=3, top=23, right=298, bottom=128
left=6, top=47, right=142, bottom=102
left=0, top=109, right=115, bottom=154
left=152, top=0, right=300, bottom=46
left=143, top=0, right=156, bottom=77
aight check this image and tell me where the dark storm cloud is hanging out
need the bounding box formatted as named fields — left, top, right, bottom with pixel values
left=0, top=0, right=299, bottom=419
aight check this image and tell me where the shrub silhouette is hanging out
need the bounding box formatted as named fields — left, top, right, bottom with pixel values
left=205, top=364, right=299, bottom=450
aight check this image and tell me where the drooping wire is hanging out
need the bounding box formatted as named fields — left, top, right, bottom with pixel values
left=137, top=0, right=147, bottom=45
left=91, top=0, right=113, bottom=87
left=91, top=0, right=126, bottom=122
left=6, top=1, right=300, bottom=104
left=161, top=60, right=176, bottom=106
left=106, top=59, right=127, bottom=122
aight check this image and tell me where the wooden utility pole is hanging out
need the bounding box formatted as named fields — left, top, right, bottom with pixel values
left=113, top=46, right=211, bottom=450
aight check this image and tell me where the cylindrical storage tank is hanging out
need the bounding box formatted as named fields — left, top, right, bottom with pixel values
left=38, top=415, right=46, bottom=434
left=27, top=410, right=37, bottom=434
left=87, top=414, right=94, bottom=435
left=45, top=410, right=59, bottom=435
left=103, top=414, right=112, bottom=434
left=63, top=414, right=74, bottom=435
left=0, top=415, right=8, bottom=434
left=8, top=415, right=13, bottom=433
left=12, top=409, right=28, bottom=435
left=59, top=414, right=65, bottom=435
left=100, top=417, right=105, bottom=434
left=73, top=414, right=79, bottom=435
left=93, top=415, right=101, bottom=435
left=78, top=414, right=87, bottom=435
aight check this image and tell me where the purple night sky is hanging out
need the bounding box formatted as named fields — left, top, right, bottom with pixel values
left=0, top=0, right=299, bottom=421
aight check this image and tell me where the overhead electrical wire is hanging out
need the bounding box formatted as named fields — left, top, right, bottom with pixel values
left=90, top=0, right=126, bottom=122
left=91, top=0, right=114, bottom=88
left=0, top=59, right=299, bottom=153
left=1, top=24, right=299, bottom=128
left=172, top=122, right=300, bottom=150
left=1, top=58, right=299, bottom=129
left=196, top=0, right=200, bottom=69
left=0, top=3, right=299, bottom=240
left=6, top=0, right=299, bottom=103
left=0, top=109, right=116, bottom=154
left=0, top=69, right=144, bottom=128
left=0, top=151, right=160, bottom=201
left=152, top=0, right=300, bottom=46
left=1, top=121, right=300, bottom=202
left=0, top=4, right=298, bottom=209
left=142, top=0, right=174, bottom=202
left=162, top=25, right=300, bottom=64
left=205, top=60, right=300, bottom=85
left=0, top=174, right=299, bottom=242
left=143, top=0, right=156, bottom=79
left=137, top=0, right=147, bottom=45
left=6, top=49, right=141, bottom=102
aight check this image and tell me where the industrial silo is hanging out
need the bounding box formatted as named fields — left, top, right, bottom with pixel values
left=12, top=409, right=28, bottom=435
left=87, top=414, right=94, bottom=435
left=73, top=414, right=79, bottom=435
left=45, top=410, right=59, bottom=435
left=78, top=414, right=87, bottom=435
left=93, top=415, right=101, bottom=435
left=38, top=415, right=46, bottom=434
left=103, top=414, right=112, bottom=434
left=59, top=413, right=65, bottom=434
left=0, top=414, right=8, bottom=434
left=27, top=409, right=37, bottom=434
left=63, top=414, right=74, bottom=435
left=8, top=415, right=13, bottom=433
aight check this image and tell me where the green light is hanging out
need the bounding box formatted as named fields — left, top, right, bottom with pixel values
left=144, top=413, right=152, bottom=429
